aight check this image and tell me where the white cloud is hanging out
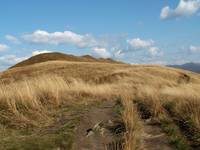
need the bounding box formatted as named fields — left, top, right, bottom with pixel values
left=92, top=47, right=111, bottom=58
left=32, top=50, right=52, bottom=56
left=148, top=47, right=159, bottom=56
left=5, top=35, right=20, bottom=44
left=0, top=50, right=55, bottom=70
left=113, top=49, right=125, bottom=58
left=189, top=45, right=200, bottom=52
left=126, top=38, right=163, bottom=56
left=0, top=55, right=29, bottom=70
left=0, top=44, right=9, bottom=51
left=148, top=47, right=163, bottom=56
left=0, top=55, right=27, bottom=66
left=161, top=0, right=200, bottom=20
left=1, top=55, right=27, bottom=63
left=127, top=38, right=154, bottom=49
left=22, top=30, right=98, bottom=48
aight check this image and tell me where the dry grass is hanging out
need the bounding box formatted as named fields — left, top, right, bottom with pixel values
left=0, top=60, right=200, bottom=149
left=120, top=92, right=142, bottom=150
left=0, top=75, right=65, bottom=111
left=0, top=75, right=118, bottom=127
left=161, top=84, right=200, bottom=130
left=134, top=83, right=200, bottom=132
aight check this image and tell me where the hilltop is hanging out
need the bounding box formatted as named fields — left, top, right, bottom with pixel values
left=0, top=53, right=200, bottom=150
left=10, top=52, right=120, bottom=69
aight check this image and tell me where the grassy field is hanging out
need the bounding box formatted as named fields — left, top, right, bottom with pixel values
left=0, top=56, right=200, bottom=149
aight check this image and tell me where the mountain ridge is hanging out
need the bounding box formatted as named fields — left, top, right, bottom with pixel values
left=169, top=62, right=200, bottom=73
left=10, top=52, right=121, bottom=69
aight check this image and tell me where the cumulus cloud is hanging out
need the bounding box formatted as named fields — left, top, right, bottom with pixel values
left=5, top=35, right=20, bottom=44
left=161, top=0, right=200, bottom=20
left=125, top=38, right=162, bottom=57
left=0, top=49, right=55, bottom=70
left=0, top=44, right=9, bottom=51
left=148, top=47, right=163, bottom=56
left=92, top=47, right=111, bottom=58
left=189, top=45, right=200, bottom=52
left=22, top=30, right=98, bottom=48
left=0, top=55, right=27, bottom=70
left=127, top=38, right=154, bottom=49
left=0, top=55, right=27, bottom=64
left=32, top=50, right=52, bottom=56
left=148, top=47, right=159, bottom=56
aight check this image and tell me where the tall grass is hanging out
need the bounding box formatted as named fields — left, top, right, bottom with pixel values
left=161, top=84, right=200, bottom=130
left=134, top=83, right=200, bottom=130
left=1, top=63, right=200, bottom=149
left=0, top=76, right=66, bottom=112
left=0, top=75, right=117, bottom=127
left=120, top=92, right=142, bottom=150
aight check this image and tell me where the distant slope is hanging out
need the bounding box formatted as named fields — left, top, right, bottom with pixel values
left=10, top=52, right=120, bottom=69
left=169, top=62, right=200, bottom=73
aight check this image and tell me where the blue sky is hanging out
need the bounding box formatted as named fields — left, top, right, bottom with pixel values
left=0, top=0, right=200, bottom=70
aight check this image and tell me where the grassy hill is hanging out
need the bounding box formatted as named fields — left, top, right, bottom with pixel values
left=10, top=52, right=120, bottom=69
left=0, top=53, right=200, bottom=150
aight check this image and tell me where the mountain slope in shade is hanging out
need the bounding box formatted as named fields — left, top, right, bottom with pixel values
left=169, top=63, right=200, bottom=73
left=10, top=52, right=120, bottom=69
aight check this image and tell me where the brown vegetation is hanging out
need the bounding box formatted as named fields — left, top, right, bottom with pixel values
left=0, top=53, right=200, bottom=149
left=10, top=52, right=121, bottom=69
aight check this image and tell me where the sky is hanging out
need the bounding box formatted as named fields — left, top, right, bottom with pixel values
left=0, top=0, right=200, bottom=70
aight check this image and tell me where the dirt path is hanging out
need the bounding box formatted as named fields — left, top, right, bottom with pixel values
left=141, top=118, right=174, bottom=150
left=72, top=100, right=124, bottom=150
left=134, top=102, right=176, bottom=150
left=72, top=100, right=175, bottom=150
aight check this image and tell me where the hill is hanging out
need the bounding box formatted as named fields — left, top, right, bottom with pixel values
left=10, top=52, right=120, bottom=69
left=169, top=62, right=200, bottom=74
left=0, top=54, right=200, bottom=150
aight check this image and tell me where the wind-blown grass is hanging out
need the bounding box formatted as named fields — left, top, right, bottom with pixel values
left=1, top=61, right=200, bottom=149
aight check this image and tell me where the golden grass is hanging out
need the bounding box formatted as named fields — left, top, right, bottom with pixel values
left=161, top=84, right=200, bottom=130
left=0, top=74, right=118, bottom=127
left=120, top=92, right=142, bottom=150
left=134, top=83, right=200, bottom=130
left=1, top=61, right=200, bottom=149
left=0, top=75, right=118, bottom=110
left=0, top=75, right=65, bottom=111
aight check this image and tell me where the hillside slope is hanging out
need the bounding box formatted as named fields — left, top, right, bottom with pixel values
left=0, top=53, right=200, bottom=150
left=10, top=52, right=120, bottom=69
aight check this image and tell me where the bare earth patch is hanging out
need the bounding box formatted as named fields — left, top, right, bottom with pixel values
left=142, top=118, right=174, bottom=150
left=72, top=100, right=124, bottom=150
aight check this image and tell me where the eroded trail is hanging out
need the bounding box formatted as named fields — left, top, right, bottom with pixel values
left=141, top=119, right=174, bottom=150
left=136, top=103, right=175, bottom=150
left=72, top=100, right=124, bottom=150
left=72, top=100, right=176, bottom=150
